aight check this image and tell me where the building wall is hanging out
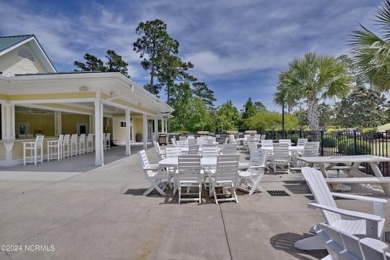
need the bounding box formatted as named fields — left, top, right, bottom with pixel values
left=15, top=112, right=55, bottom=137
left=61, top=114, right=90, bottom=134
left=0, top=44, right=47, bottom=74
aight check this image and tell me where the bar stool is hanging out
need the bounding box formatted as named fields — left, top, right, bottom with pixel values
left=47, top=135, right=64, bottom=161
left=86, top=134, right=94, bottom=153
left=78, top=134, right=86, bottom=155
left=62, top=134, right=70, bottom=158
left=70, top=134, right=78, bottom=156
left=23, top=135, right=44, bottom=165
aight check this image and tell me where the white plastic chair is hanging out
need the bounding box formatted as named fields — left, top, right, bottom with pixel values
left=78, top=134, right=86, bottom=155
left=209, top=154, right=240, bottom=204
left=221, top=143, right=238, bottom=155
left=261, top=139, right=273, bottom=147
left=279, top=139, right=292, bottom=146
left=86, top=134, right=94, bottom=153
left=176, top=155, right=203, bottom=204
left=47, top=135, right=63, bottom=161
left=297, top=138, right=308, bottom=146
left=70, top=134, right=78, bottom=157
left=271, top=143, right=290, bottom=174
left=104, top=133, right=111, bottom=150
left=23, top=135, right=44, bottom=165
left=62, top=134, right=70, bottom=158
left=139, top=150, right=170, bottom=196
left=165, top=147, right=182, bottom=158
left=295, top=167, right=387, bottom=251
left=202, top=146, right=219, bottom=157
left=188, top=145, right=199, bottom=155
left=238, top=149, right=267, bottom=195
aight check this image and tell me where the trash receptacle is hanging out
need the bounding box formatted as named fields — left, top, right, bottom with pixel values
left=158, top=134, right=167, bottom=145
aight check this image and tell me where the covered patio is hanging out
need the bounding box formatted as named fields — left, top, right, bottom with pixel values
left=0, top=72, right=173, bottom=167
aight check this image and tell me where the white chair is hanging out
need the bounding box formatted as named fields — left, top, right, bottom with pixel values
left=187, top=138, right=197, bottom=147
left=318, top=223, right=390, bottom=260
left=165, top=147, right=182, bottom=158
left=221, top=143, right=238, bottom=155
left=154, top=141, right=165, bottom=159
left=47, top=135, right=63, bottom=161
left=297, top=138, right=308, bottom=146
left=202, top=146, right=219, bottom=157
left=139, top=150, right=170, bottom=196
left=209, top=154, right=240, bottom=204
left=261, top=139, right=273, bottom=147
left=171, top=137, right=177, bottom=146
left=62, top=134, right=70, bottom=158
left=295, top=167, right=387, bottom=251
left=188, top=145, right=199, bottom=155
left=23, top=135, right=44, bottom=165
left=302, top=141, right=320, bottom=157
left=70, top=134, right=78, bottom=157
left=279, top=139, right=292, bottom=146
left=78, top=134, right=86, bottom=155
left=85, top=134, right=94, bottom=153
left=238, top=149, right=267, bottom=195
left=176, top=155, right=203, bottom=204
left=271, top=143, right=290, bottom=174
left=104, top=133, right=111, bottom=150
left=176, top=140, right=188, bottom=148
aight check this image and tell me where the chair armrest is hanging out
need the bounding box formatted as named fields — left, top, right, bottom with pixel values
left=247, top=165, right=266, bottom=169
left=331, top=192, right=387, bottom=217
left=307, top=202, right=382, bottom=238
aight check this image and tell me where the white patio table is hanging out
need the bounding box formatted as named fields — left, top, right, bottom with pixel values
left=296, top=155, right=390, bottom=178
left=159, top=156, right=217, bottom=168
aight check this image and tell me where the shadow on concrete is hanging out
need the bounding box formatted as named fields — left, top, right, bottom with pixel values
left=0, top=144, right=147, bottom=173
left=270, top=232, right=328, bottom=259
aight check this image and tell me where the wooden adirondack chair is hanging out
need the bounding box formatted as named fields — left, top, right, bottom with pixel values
left=295, top=167, right=387, bottom=251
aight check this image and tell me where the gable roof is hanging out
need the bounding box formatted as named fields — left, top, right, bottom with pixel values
left=0, top=34, right=56, bottom=73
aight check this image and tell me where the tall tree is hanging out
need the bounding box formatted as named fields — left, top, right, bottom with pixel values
left=350, top=0, right=390, bottom=91
left=276, top=52, right=351, bottom=131
left=214, top=101, right=240, bottom=132
left=242, top=97, right=256, bottom=119
left=334, top=86, right=388, bottom=128
left=74, top=50, right=129, bottom=77
left=192, top=81, right=216, bottom=108
left=133, top=19, right=179, bottom=95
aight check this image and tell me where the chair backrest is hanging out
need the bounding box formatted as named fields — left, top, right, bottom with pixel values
left=176, top=140, right=188, bottom=148
left=177, top=155, right=202, bottom=180
left=165, top=147, right=182, bottom=157
left=303, top=142, right=320, bottom=157
left=35, top=135, right=44, bottom=147
left=179, top=135, right=186, bottom=141
left=249, top=149, right=267, bottom=167
left=228, top=134, right=236, bottom=144
left=278, top=139, right=292, bottom=146
left=273, top=143, right=290, bottom=160
left=58, top=134, right=64, bottom=144
left=261, top=139, right=273, bottom=147
left=214, top=154, right=240, bottom=183
left=202, top=146, right=219, bottom=157
left=79, top=133, right=86, bottom=141
left=63, top=134, right=70, bottom=144
left=247, top=142, right=259, bottom=154
left=301, top=167, right=341, bottom=225
left=187, top=138, right=197, bottom=146
left=171, top=137, right=177, bottom=146
left=221, top=143, right=237, bottom=155
left=188, top=145, right=199, bottom=155
left=139, top=150, right=154, bottom=178
left=71, top=134, right=78, bottom=142
left=297, top=138, right=308, bottom=146
left=86, top=134, right=93, bottom=141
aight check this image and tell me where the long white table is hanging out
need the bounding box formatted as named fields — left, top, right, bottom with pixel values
left=296, top=155, right=390, bottom=178
left=159, top=157, right=217, bottom=167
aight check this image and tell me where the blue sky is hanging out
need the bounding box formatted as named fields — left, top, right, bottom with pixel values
left=0, top=0, right=382, bottom=111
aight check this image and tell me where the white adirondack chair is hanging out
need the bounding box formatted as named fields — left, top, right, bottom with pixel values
left=237, top=149, right=267, bottom=195
left=139, top=150, right=170, bottom=196
left=209, top=154, right=240, bottom=204
left=318, top=223, right=390, bottom=260
left=271, top=143, right=290, bottom=174
left=176, top=155, right=203, bottom=204
left=295, top=167, right=387, bottom=251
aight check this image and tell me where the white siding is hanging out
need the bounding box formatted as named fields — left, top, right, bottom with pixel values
left=0, top=44, right=47, bottom=74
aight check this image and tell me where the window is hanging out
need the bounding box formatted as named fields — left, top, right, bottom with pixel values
left=121, top=122, right=126, bottom=127
left=17, top=48, right=35, bottom=62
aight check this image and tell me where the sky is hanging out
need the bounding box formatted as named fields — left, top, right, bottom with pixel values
left=0, top=0, right=383, bottom=111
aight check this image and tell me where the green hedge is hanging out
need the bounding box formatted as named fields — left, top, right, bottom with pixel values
left=337, top=140, right=371, bottom=155
left=321, top=136, right=337, bottom=147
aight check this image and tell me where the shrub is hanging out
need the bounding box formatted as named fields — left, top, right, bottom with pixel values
left=337, top=140, right=371, bottom=155
left=321, top=136, right=336, bottom=147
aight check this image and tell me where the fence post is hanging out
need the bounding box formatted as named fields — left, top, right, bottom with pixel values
left=353, top=130, right=357, bottom=155
left=320, top=130, right=324, bottom=156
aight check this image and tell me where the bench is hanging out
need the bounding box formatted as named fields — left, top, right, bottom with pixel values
left=325, top=177, right=390, bottom=196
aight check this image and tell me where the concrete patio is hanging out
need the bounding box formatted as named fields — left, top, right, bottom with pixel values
left=0, top=146, right=389, bottom=259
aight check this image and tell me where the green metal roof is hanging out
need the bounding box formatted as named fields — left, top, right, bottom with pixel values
left=0, top=34, right=34, bottom=53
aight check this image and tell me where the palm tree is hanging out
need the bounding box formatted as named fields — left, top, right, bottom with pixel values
left=276, top=52, right=350, bottom=131
left=350, top=0, right=390, bottom=91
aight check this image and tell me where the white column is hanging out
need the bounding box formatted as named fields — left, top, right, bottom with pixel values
left=94, top=97, right=104, bottom=166
left=161, top=118, right=165, bottom=133
left=154, top=117, right=158, bottom=141
left=1, top=103, right=15, bottom=161
left=125, top=109, right=131, bottom=156
left=165, top=118, right=169, bottom=133
left=54, top=111, right=62, bottom=136
left=143, top=114, right=148, bottom=150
